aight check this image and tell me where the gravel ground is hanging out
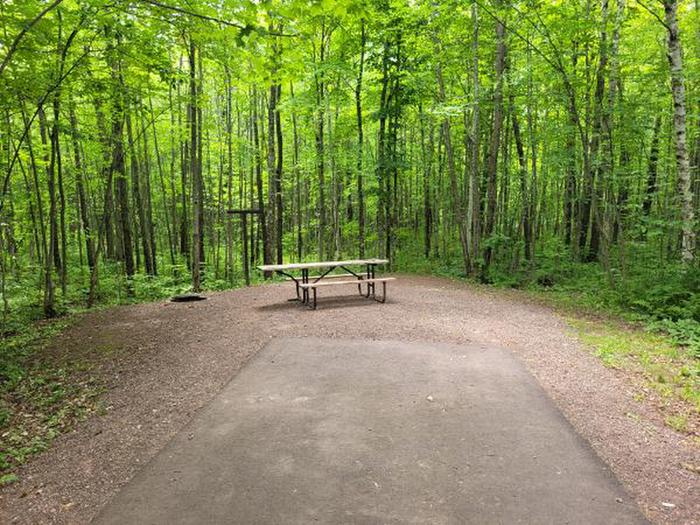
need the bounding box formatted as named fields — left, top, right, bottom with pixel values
left=0, top=275, right=697, bottom=524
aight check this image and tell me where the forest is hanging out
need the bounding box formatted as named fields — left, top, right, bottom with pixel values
left=0, top=0, right=699, bottom=346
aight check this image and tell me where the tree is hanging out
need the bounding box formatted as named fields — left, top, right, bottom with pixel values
left=661, top=0, right=695, bottom=264
left=0, top=0, right=697, bottom=327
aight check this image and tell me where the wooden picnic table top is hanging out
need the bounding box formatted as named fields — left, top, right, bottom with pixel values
left=257, top=259, right=389, bottom=272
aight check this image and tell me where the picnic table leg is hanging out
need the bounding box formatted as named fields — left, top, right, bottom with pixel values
left=373, top=280, right=387, bottom=303
left=288, top=272, right=301, bottom=301
left=357, top=264, right=367, bottom=297
left=363, top=264, right=371, bottom=298
left=277, top=270, right=302, bottom=302
left=301, top=269, right=309, bottom=304
left=306, top=286, right=317, bottom=310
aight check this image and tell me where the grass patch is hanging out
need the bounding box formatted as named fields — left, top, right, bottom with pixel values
left=566, top=317, right=699, bottom=435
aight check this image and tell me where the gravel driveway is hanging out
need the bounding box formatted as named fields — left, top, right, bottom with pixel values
left=0, top=275, right=697, bottom=524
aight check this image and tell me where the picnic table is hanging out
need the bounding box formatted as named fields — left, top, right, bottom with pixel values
left=257, top=259, right=394, bottom=309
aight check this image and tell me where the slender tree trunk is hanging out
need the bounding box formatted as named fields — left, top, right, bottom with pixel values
left=420, top=106, right=433, bottom=259
left=224, top=68, right=234, bottom=280
left=178, top=57, right=190, bottom=263
left=90, top=76, right=116, bottom=260
left=434, top=34, right=469, bottom=272
left=377, top=40, right=390, bottom=259
left=167, top=86, right=178, bottom=264
left=126, top=110, right=153, bottom=274
left=511, top=103, right=533, bottom=261
left=643, top=117, right=662, bottom=218
left=197, top=50, right=205, bottom=268
left=290, top=82, right=302, bottom=261
left=483, top=16, right=506, bottom=275
left=69, top=101, right=95, bottom=269
left=274, top=84, right=283, bottom=264
left=582, top=0, right=610, bottom=262
left=150, top=96, right=175, bottom=266
left=267, top=84, right=277, bottom=262
left=53, top=95, right=67, bottom=295
left=38, top=105, right=56, bottom=317
left=470, top=2, right=481, bottom=274
left=356, top=18, right=366, bottom=259
left=252, top=87, right=271, bottom=277
left=111, top=83, right=134, bottom=281
left=315, top=23, right=327, bottom=260
left=189, top=38, right=202, bottom=291
left=663, top=0, right=695, bottom=263
left=526, top=36, right=538, bottom=263
left=21, top=103, right=48, bottom=266
left=40, top=101, right=61, bottom=276
left=139, top=104, right=157, bottom=275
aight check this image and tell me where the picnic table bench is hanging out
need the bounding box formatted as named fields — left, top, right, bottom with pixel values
left=257, top=259, right=394, bottom=309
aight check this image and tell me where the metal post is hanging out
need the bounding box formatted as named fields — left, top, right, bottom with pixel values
left=241, top=213, right=249, bottom=286
left=302, top=268, right=309, bottom=304
left=226, top=208, right=262, bottom=286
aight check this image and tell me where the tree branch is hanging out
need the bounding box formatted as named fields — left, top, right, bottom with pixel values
left=636, top=0, right=670, bottom=30
left=133, top=0, right=296, bottom=37
left=0, top=0, right=65, bottom=78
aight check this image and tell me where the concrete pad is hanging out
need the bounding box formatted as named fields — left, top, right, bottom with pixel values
left=94, top=338, right=646, bottom=524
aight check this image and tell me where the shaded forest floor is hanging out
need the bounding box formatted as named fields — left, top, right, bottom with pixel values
left=0, top=275, right=698, bottom=524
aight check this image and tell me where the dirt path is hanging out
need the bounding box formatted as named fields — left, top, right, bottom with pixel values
left=1, top=276, right=697, bottom=524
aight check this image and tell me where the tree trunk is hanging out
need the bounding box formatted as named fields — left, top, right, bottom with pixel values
left=53, top=94, right=67, bottom=295
left=356, top=18, right=366, bottom=259
left=178, top=57, right=190, bottom=263
left=483, top=17, right=506, bottom=275
left=252, top=87, right=271, bottom=277
left=38, top=105, right=56, bottom=317
left=377, top=40, right=390, bottom=259
left=110, top=52, right=134, bottom=279
left=582, top=0, right=610, bottom=262
left=511, top=102, right=533, bottom=262
left=151, top=96, right=175, bottom=266
left=469, top=2, right=481, bottom=274
left=139, top=104, right=157, bottom=275
left=126, top=110, right=153, bottom=275
left=274, top=84, right=283, bottom=264
left=68, top=101, right=95, bottom=269
left=189, top=38, right=203, bottom=291
left=643, top=116, right=662, bottom=217
left=267, top=84, right=277, bottom=262
left=419, top=106, right=433, bottom=259
left=315, top=23, right=327, bottom=260
left=434, top=33, right=469, bottom=273
left=663, top=0, right=695, bottom=263
left=21, top=103, right=48, bottom=266
left=224, top=69, right=234, bottom=280
left=290, top=82, right=302, bottom=261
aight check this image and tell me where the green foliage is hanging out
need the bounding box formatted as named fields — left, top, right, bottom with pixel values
left=0, top=474, right=18, bottom=486
left=648, top=319, right=700, bottom=358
